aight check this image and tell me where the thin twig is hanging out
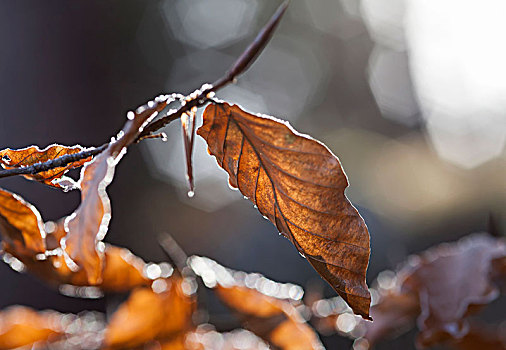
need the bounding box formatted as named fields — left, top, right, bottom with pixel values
left=0, top=1, right=289, bottom=181
left=158, top=232, right=190, bottom=274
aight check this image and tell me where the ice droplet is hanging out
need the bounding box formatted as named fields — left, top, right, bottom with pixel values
left=187, top=190, right=195, bottom=198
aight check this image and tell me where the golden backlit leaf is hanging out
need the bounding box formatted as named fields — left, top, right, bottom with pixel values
left=63, top=95, right=170, bottom=284
left=198, top=102, right=371, bottom=318
left=0, top=145, right=91, bottom=190
left=0, top=306, right=64, bottom=350
left=189, top=256, right=323, bottom=350
left=399, top=234, right=506, bottom=347
left=103, top=276, right=195, bottom=350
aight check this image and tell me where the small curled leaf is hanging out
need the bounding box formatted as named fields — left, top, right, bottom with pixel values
left=0, top=145, right=91, bottom=190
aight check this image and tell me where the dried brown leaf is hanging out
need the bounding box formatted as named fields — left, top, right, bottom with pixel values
left=362, top=291, right=419, bottom=346
left=63, top=95, right=170, bottom=284
left=0, top=306, right=64, bottom=349
left=197, top=102, right=371, bottom=318
left=450, top=322, right=506, bottom=350
left=103, top=276, right=195, bottom=349
left=0, top=145, right=91, bottom=190
left=399, top=234, right=506, bottom=347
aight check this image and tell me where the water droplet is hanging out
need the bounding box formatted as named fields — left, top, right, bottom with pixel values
left=187, top=190, right=195, bottom=198
left=298, top=251, right=306, bottom=258
left=262, top=215, right=269, bottom=220
left=127, top=111, right=135, bottom=120
left=161, top=132, right=168, bottom=142
left=35, top=253, right=47, bottom=261
left=1, top=155, right=11, bottom=163
left=253, top=205, right=258, bottom=209
left=151, top=278, right=168, bottom=293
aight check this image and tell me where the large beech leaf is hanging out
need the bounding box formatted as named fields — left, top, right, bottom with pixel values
left=0, top=187, right=162, bottom=292
left=63, top=95, right=170, bottom=284
left=0, top=306, right=64, bottom=349
left=189, top=256, right=324, bottom=350
left=399, top=233, right=506, bottom=347
left=197, top=102, right=371, bottom=318
left=0, top=144, right=91, bottom=190
left=103, top=276, right=195, bottom=350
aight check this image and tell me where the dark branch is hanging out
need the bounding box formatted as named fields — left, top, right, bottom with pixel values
left=0, top=1, right=289, bottom=180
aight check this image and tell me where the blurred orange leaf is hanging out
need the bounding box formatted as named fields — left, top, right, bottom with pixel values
left=189, top=256, right=323, bottom=350
left=0, top=306, right=64, bottom=349
left=0, top=144, right=91, bottom=190
left=198, top=102, right=371, bottom=318
left=103, top=276, right=195, bottom=349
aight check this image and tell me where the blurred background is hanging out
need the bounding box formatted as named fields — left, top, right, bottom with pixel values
left=0, top=0, right=504, bottom=348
